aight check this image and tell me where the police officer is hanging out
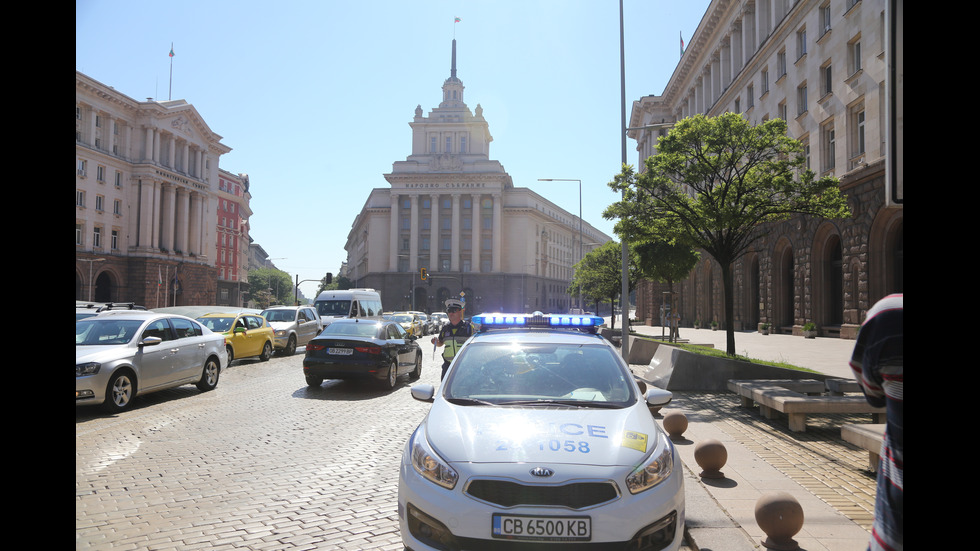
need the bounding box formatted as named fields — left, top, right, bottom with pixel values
left=431, top=298, right=473, bottom=380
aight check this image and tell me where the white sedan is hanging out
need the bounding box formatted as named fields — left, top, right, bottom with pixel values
left=398, top=313, right=684, bottom=550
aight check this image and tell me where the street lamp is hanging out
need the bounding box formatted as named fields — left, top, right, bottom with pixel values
left=537, top=178, right=583, bottom=311
left=78, top=258, right=106, bottom=301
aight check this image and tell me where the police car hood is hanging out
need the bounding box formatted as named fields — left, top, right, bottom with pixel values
left=425, top=399, right=661, bottom=466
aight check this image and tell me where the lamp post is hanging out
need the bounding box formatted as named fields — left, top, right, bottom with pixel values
left=78, top=258, right=105, bottom=301
left=537, top=178, right=583, bottom=311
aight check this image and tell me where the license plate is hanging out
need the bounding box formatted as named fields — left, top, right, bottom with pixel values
left=492, top=514, right=591, bottom=542
left=327, top=348, right=352, bottom=355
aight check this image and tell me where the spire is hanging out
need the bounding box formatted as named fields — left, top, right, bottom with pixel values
left=451, top=38, right=457, bottom=79
left=441, top=39, right=464, bottom=108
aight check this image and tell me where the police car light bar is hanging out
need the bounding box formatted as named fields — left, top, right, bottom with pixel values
left=473, top=313, right=605, bottom=331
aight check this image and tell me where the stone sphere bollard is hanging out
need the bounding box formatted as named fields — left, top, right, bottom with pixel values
left=662, top=412, right=688, bottom=440
left=694, top=439, right=727, bottom=479
left=754, top=492, right=804, bottom=550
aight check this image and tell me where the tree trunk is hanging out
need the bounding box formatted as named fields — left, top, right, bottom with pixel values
left=721, top=262, right=736, bottom=355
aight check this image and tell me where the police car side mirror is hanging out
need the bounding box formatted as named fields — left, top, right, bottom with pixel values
left=645, top=387, right=673, bottom=408
left=410, top=384, right=435, bottom=402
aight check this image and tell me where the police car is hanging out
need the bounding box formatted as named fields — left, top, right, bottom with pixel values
left=398, top=313, right=684, bottom=550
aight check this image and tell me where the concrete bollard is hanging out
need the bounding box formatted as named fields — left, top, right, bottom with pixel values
left=694, top=439, right=727, bottom=479
left=754, top=492, right=804, bottom=550
left=662, top=411, right=688, bottom=440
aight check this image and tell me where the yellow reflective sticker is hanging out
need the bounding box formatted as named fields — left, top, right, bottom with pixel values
left=622, top=431, right=647, bottom=453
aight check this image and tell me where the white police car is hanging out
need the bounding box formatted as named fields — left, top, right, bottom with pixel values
left=398, top=313, right=684, bottom=550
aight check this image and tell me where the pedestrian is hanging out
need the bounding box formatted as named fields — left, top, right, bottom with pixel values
left=668, top=308, right=681, bottom=342
left=849, top=293, right=903, bottom=551
left=431, top=298, right=473, bottom=380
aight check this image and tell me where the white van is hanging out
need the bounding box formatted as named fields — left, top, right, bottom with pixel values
left=313, top=289, right=383, bottom=328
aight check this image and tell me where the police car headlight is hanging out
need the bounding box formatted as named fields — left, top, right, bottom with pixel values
left=410, top=429, right=458, bottom=490
left=625, top=432, right=674, bottom=494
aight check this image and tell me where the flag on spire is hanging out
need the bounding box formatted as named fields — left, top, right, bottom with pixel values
left=169, top=43, right=175, bottom=58
left=679, top=32, right=685, bottom=57
left=454, top=16, right=461, bottom=23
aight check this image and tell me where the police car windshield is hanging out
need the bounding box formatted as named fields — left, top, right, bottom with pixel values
left=444, top=342, right=634, bottom=407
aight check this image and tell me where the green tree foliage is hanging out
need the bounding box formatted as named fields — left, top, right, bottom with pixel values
left=247, top=268, right=293, bottom=307
left=632, top=238, right=700, bottom=295
left=569, top=241, right=640, bottom=329
left=605, top=113, right=850, bottom=355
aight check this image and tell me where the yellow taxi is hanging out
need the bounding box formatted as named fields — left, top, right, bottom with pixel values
left=196, top=312, right=275, bottom=363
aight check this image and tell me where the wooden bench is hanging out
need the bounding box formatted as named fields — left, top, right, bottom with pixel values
left=825, top=378, right=863, bottom=396
left=727, top=379, right=886, bottom=432
left=842, top=423, right=885, bottom=472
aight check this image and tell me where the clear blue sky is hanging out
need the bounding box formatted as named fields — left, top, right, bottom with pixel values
left=76, top=0, right=710, bottom=300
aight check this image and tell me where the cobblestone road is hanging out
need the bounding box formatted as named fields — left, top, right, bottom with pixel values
left=76, top=348, right=446, bottom=550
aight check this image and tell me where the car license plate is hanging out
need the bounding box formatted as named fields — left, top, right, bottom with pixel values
left=327, top=348, right=352, bottom=355
left=491, top=514, right=591, bottom=542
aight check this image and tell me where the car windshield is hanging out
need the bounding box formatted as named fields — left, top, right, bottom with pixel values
left=316, top=300, right=351, bottom=317
left=321, top=322, right=382, bottom=338
left=392, top=314, right=413, bottom=323
left=197, top=316, right=235, bottom=332
left=261, top=309, right=295, bottom=322
left=76, top=319, right=145, bottom=345
left=445, top=342, right=634, bottom=407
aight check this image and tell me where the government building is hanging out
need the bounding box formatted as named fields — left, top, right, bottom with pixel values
left=628, top=0, right=902, bottom=338
left=75, top=71, right=244, bottom=307
left=345, top=40, right=610, bottom=315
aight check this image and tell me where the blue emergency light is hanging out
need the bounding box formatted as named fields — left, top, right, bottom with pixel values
left=473, top=313, right=605, bottom=332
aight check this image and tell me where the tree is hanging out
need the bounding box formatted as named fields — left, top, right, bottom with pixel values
left=247, top=268, right=293, bottom=306
left=605, top=113, right=850, bottom=355
left=569, top=241, right=640, bottom=329
left=632, top=237, right=700, bottom=324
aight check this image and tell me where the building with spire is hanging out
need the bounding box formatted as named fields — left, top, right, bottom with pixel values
left=345, top=40, right=610, bottom=314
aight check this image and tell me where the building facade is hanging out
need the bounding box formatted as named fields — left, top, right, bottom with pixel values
left=628, top=0, right=902, bottom=338
left=215, top=170, right=252, bottom=306
left=75, top=71, right=231, bottom=307
left=346, top=40, right=610, bottom=315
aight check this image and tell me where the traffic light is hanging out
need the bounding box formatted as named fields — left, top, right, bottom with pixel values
left=420, top=268, right=428, bottom=281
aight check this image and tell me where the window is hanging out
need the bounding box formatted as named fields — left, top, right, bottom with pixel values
left=76, top=190, right=85, bottom=207
left=796, top=27, right=807, bottom=60
left=111, top=229, right=119, bottom=250
left=114, top=171, right=122, bottom=187
left=797, top=83, right=808, bottom=116
left=821, top=120, right=836, bottom=172
left=93, top=226, right=103, bottom=249
left=95, top=195, right=104, bottom=212
left=777, top=50, right=787, bottom=77
left=482, top=216, right=492, bottom=230
left=463, top=217, right=472, bottom=230
left=421, top=237, right=430, bottom=251
left=76, top=224, right=83, bottom=246
left=445, top=136, right=452, bottom=153
left=460, top=136, right=467, bottom=153
left=821, top=62, right=833, bottom=96
left=430, top=137, right=437, bottom=153
left=848, top=36, right=862, bottom=75
left=113, top=199, right=121, bottom=215
left=734, top=98, right=741, bottom=113
left=77, top=159, right=87, bottom=177
left=820, top=4, right=832, bottom=34
left=849, top=102, right=866, bottom=168
left=761, top=69, right=769, bottom=95
left=747, top=84, right=755, bottom=109
left=778, top=100, right=788, bottom=121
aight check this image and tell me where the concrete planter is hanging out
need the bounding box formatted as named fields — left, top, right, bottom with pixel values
left=637, top=344, right=830, bottom=391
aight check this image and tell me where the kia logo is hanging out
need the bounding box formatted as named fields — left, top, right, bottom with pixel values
left=529, top=467, right=554, bottom=477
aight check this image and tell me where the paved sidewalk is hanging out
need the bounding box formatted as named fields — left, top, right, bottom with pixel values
left=623, top=323, right=876, bottom=551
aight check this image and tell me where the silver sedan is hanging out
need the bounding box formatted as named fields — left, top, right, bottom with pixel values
left=76, top=311, right=227, bottom=412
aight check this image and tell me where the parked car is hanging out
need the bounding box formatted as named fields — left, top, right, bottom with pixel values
left=260, top=305, right=322, bottom=355
left=412, top=312, right=432, bottom=335
left=196, top=312, right=275, bottom=363
left=391, top=312, right=423, bottom=337
left=303, top=319, right=422, bottom=390
left=76, top=302, right=146, bottom=321
left=76, top=311, right=226, bottom=412
left=398, top=313, right=684, bottom=550
left=429, top=312, right=448, bottom=333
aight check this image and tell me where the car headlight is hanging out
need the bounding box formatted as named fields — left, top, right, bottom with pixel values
left=275, top=330, right=286, bottom=337
left=76, top=362, right=101, bottom=377
left=410, top=428, right=458, bottom=489
left=625, top=432, right=674, bottom=494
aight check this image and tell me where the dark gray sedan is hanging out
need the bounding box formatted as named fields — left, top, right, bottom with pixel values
left=302, top=319, right=422, bottom=390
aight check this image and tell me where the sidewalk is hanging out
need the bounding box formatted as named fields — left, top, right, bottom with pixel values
left=622, top=323, right=875, bottom=551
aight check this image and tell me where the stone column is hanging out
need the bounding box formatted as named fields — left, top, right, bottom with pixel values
left=430, top=194, right=440, bottom=272
left=176, top=187, right=190, bottom=255
left=409, top=195, right=419, bottom=271
left=472, top=195, right=481, bottom=273
left=492, top=193, right=502, bottom=272
left=389, top=193, right=399, bottom=271
left=160, top=184, right=176, bottom=252
left=451, top=194, right=461, bottom=272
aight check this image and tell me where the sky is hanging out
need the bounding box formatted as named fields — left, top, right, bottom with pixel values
left=76, top=0, right=711, bottom=300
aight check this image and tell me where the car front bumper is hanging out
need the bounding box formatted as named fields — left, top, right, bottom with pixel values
left=397, top=440, right=685, bottom=551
